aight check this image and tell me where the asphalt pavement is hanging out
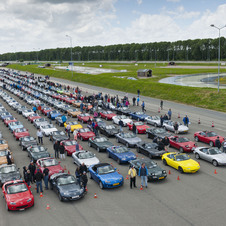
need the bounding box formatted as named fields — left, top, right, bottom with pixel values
left=0, top=71, right=226, bottom=226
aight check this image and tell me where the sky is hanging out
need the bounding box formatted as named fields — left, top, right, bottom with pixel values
left=1, top=0, right=226, bottom=54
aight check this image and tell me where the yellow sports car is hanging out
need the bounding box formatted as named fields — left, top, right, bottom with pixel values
left=0, top=139, right=9, bottom=150
left=64, top=121, right=83, bottom=132
left=161, top=152, right=200, bottom=173
left=0, top=149, right=14, bottom=165
left=67, top=108, right=82, bottom=118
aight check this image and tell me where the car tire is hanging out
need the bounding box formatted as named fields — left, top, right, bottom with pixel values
left=6, top=202, right=9, bottom=211
left=82, top=120, right=84, bottom=124
left=126, top=143, right=129, bottom=148
left=136, top=129, right=138, bottom=134
left=149, top=153, right=153, bottom=159
left=163, top=159, right=167, bottom=165
left=116, top=138, right=120, bottom=143
left=195, top=153, right=200, bottom=159
left=209, top=141, right=214, bottom=147
left=137, top=147, right=140, bottom=153
left=194, top=136, right=199, bottom=142
left=146, top=133, right=149, bottom=138
left=88, top=142, right=91, bottom=147
left=179, top=147, right=184, bottom=153
left=212, top=160, right=218, bottom=167
left=117, top=158, right=121, bottom=164
left=88, top=172, right=92, bottom=179
left=81, top=137, right=83, bottom=141
left=97, top=147, right=100, bottom=152
left=154, top=123, right=157, bottom=127
left=178, top=167, right=184, bottom=174
left=137, top=118, right=140, bottom=121
left=58, top=192, right=63, bottom=201
left=99, top=181, right=104, bottom=189
left=105, top=117, right=108, bottom=121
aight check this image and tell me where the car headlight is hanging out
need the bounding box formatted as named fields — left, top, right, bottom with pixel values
left=63, top=191, right=69, bottom=196
left=162, top=170, right=166, bottom=174
left=105, top=180, right=111, bottom=183
left=187, top=168, right=191, bottom=169
left=121, top=158, right=126, bottom=160
left=185, top=145, right=189, bottom=148
left=27, top=198, right=32, bottom=202
left=119, top=178, right=123, bottom=181
left=59, top=170, right=63, bottom=173
left=10, top=202, right=16, bottom=205
left=151, top=173, right=155, bottom=176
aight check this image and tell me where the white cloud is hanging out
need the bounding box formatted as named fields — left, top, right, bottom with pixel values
left=137, top=0, right=142, bottom=5
left=166, top=0, right=180, bottom=2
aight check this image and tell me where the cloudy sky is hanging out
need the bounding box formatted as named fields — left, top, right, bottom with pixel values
left=1, top=0, right=226, bottom=54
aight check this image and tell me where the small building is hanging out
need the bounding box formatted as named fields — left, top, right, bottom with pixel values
left=137, top=69, right=152, bottom=77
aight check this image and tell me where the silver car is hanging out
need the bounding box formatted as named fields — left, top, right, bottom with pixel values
left=145, top=115, right=161, bottom=127
left=72, top=151, right=100, bottom=167
left=33, top=118, right=49, bottom=129
left=163, top=120, right=189, bottom=133
left=194, top=147, right=226, bottom=166
left=115, top=132, right=142, bottom=148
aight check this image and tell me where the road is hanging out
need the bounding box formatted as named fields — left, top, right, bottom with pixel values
left=0, top=70, right=226, bottom=226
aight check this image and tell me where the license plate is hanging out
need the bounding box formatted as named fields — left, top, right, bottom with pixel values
left=159, top=177, right=164, bottom=180
left=72, top=196, right=79, bottom=199
left=113, top=183, right=119, bottom=186
left=19, top=208, right=25, bottom=211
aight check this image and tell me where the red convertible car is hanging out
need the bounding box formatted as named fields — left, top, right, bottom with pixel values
left=3, top=180, right=34, bottom=211
left=27, top=114, right=42, bottom=123
left=13, top=128, right=30, bottom=140
left=77, top=128, right=95, bottom=141
left=60, top=140, right=83, bottom=156
left=99, top=111, right=117, bottom=120
left=77, top=113, right=94, bottom=123
left=36, top=157, right=64, bottom=177
left=194, top=131, right=224, bottom=147
left=169, top=136, right=197, bottom=153
left=4, top=117, right=17, bottom=127
left=127, top=121, right=150, bottom=134
left=42, top=107, right=53, bottom=116
left=65, top=97, right=76, bottom=105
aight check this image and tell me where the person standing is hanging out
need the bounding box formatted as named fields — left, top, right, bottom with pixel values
left=222, top=138, right=226, bottom=153
left=6, top=151, right=12, bottom=165
left=128, top=165, right=137, bottom=189
left=75, top=166, right=81, bottom=185
left=132, top=97, right=136, bottom=106
left=162, top=136, right=170, bottom=150
left=141, top=101, right=146, bottom=112
left=66, top=124, right=71, bottom=139
left=132, top=123, right=137, bottom=135
left=138, top=163, right=148, bottom=188
left=59, top=142, right=65, bottom=160
left=80, top=102, right=84, bottom=113
left=119, top=119, right=124, bottom=133
left=160, top=100, right=163, bottom=110
left=137, top=96, right=140, bottom=106
left=174, top=122, right=179, bottom=134
left=137, top=89, right=140, bottom=97
left=24, top=170, right=31, bottom=186
left=76, top=141, right=80, bottom=152
left=80, top=163, right=88, bottom=175
left=81, top=172, right=88, bottom=190
left=37, top=128, right=43, bottom=145
left=53, top=141, right=59, bottom=159
left=73, top=129, right=78, bottom=140
left=33, top=105, right=37, bottom=113
left=35, top=169, right=43, bottom=194
left=43, top=165, right=49, bottom=190
left=28, top=161, right=36, bottom=183
left=160, top=115, right=164, bottom=127
left=168, top=109, right=172, bottom=120
left=94, top=121, right=99, bottom=136
left=183, top=115, right=189, bottom=127
left=215, top=137, right=221, bottom=149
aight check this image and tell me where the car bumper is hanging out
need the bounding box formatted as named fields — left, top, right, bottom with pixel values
left=148, top=174, right=167, bottom=181
left=103, top=181, right=124, bottom=188
left=61, top=192, right=85, bottom=201
left=182, top=168, right=200, bottom=173
left=8, top=200, right=34, bottom=211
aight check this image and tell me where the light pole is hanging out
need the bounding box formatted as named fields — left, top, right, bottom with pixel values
left=210, top=24, right=226, bottom=93
left=66, top=34, right=73, bottom=79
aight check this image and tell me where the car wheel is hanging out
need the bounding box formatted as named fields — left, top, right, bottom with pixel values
left=99, top=181, right=104, bottom=189
left=108, top=152, right=111, bottom=158
left=82, top=120, right=84, bottom=124
left=80, top=137, right=83, bottom=141
left=126, top=142, right=129, bottom=148
left=105, top=117, right=108, bottom=121
left=149, top=153, right=153, bottom=159
left=88, top=142, right=91, bottom=147
left=97, top=147, right=100, bottom=152
left=179, top=147, right=184, bottom=153
left=6, top=202, right=9, bottom=211
left=21, top=146, right=24, bottom=151
left=195, top=153, right=200, bottom=159
left=178, top=167, right=184, bottom=174
left=137, top=147, right=140, bottom=153
left=163, top=159, right=167, bottom=165
left=146, top=133, right=149, bottom=138
left=50, top=183, right=53, bottom=190
left=88, top=172, right=92, bottom=179
left=212, top=160, right=218, bottom=167
left=58, top=192, right=63, bottom=201
left=195, top=136, right=199, bottom=142
left=116, top=138, right=120, bottom=143
left=137, top=118, right=140, bottom=121
left=209, top=141, right=214, bottom=147
left=117, top=158, right=121, bottom=164
left=154, top=123, right=157, bottom=127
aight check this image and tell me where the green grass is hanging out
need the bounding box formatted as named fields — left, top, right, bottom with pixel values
left=7, top=63, right=226, bottom=112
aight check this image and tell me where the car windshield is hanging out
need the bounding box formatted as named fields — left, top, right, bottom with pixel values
left=106, top=111, right=113, bottom=114
left=146, top=143, right=158, bottom=148
left=0, top=140, right=6, bottom=144
left=31, top=147, right=46, bottom=152
left=57, top=175, right=77, bottom=185
left=71, top=109, right=78, bottom=112
left=134, top=122, right=144, bottom=126
left=97, top=165, right=115, bottom=174
left=23, top=137, right=35, bottom=142
left=42, top=159, right=58, bottom=166
left=120, top=115, right=127, bottom=119
left=106, top=125, right=116, bottom=129
left=64, top=141, right=77, bottom=146
left=83, top=114, right=90, bottom=116
left=25, top=110, right=33, bottom=113
left=68, top=122, right=78, bottom=125
left=154, top=128, right=166, bottom=133
left=15, top=128, right=26, bottom=132
left=5, top=117, right=15, bottom=121
left=123, top=133, right=136, bottom=138
left=177, top=137, right=189, bottom=143
left=7, top=183, right=28, bottom=194
left=114, top=147, right=129, bottom=153
left=175, top=154, right=190, bottom=161
left=0, top=150, right=8, bottom=156
left=145, top=161, right=157, bottom=169
left=206, top=132, right=217, bottom=137
left=43, top=125, right=54, bottom=129
left=151, top=116, right=160, bottom=120
left=80, top=128, right=90, bottom=133
left=79, top=152, right=95, bottom=159
left=136, top=112, right=143, bottom=115
left=95, top=137, right=108, bottom=142
left=0, top=165, right=17, bottom=173
left=209, top=148, right=222, bottom=155
left=51, top=111, right=57, bottom=114
left=10, top=121, right=21, bottom=126
left=31, top=114, right=39, bottom=117
left=36, top=118, right=46, bottom=122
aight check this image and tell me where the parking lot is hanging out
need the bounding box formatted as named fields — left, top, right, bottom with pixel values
left=0, top=69, right=226, bottom=226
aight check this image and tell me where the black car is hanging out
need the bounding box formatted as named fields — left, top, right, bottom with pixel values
left=55, top=116, right=67, bottom=127
left=129, top=158, right=167, bottom=181
left=49, top=173, right=85, bottom=202
left=136, top=142, right=167, bottom=159
left=99, top=125, right=119, bottom=137
left=27, top=145, right=50, bottom=162
left=87, top=118, right=106, bottom=132
left=146, top=128, right=171, bottom=139
left=88, top=136, right=114, bottom=152
left=0, top=164, right=21, bottom=186
left=115, top=107, right=131, bottom=116
left=89, top=106, right=103, bottom=115
left=19, top=136, right=37, bottom=151
left=49, top=131, right=69, bottom=142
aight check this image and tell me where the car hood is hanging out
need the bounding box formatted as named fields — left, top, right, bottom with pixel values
left=81, top=132, right=94, bottom=137
left=44, top=128, right=58, bottom=133
left=6, top=190, right=32, bottom=203
left=31, top=152, right=50, bottom=160
left=99, top=172, right=123, bottom=181
left=0, top=172, right=21, bottom=183
left=115, top=152, right=136, bottom=159
left=79, top=157, right=100, bottom=167
left=22, top=141, right=37, bottom=147
left=125, top=137, right=142, bottom=144
left=106, top=129, right=119, bottom=134
left=178, top=125, right=189, bottom=131
left=97, top=141, right=114, bottom=148
left=147, top=165, right=164, bottom=175
left=53, top=135, right=68, bottom=140
left=47, top=165, right=64, bottom=175
left=179, top=159, right=199, bottom=168
left=212, top=153, right=226, bottom=162
left=58, top=184, right=82, bottom=195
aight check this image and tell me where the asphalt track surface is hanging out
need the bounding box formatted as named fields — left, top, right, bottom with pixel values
left=0, top=71, right=226, bottom=226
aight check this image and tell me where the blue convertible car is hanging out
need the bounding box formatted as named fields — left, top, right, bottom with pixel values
left=47, top=110, right=62, bottom=120
left=129, top=111, right=149, bottom=121
left=89, top=163, right=124, bottom=189
left=8, top=121, right=24, bottom=132
left=106, top=146, right=136, bottom=164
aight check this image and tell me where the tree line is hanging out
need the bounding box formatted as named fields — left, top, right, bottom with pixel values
left=1, top=37, right=226, bottom=62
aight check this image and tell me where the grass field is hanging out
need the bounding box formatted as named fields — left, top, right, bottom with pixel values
left=7, top=62, right=226, bottom=112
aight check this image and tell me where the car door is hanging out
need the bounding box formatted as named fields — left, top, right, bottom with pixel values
left=205, top=149, right=213, bottom=163
left=198, top=132, right=206, bottom=143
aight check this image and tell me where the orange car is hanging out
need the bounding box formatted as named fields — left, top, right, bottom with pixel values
left=72, top=100, right=82, bottom=108
left=0, top=139, right=9, bottom=151
left=0, top=149, right=14, bottom=165
left=67, top=108, right=82, bottom=118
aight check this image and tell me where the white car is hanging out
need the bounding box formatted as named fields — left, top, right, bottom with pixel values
left=72, top=150, right=100, bottom=167
left=146, top=115, right=161, bottom=127
left=40, top=124, right=58, bottom=136
left=33, top=118, right=49, bottom=129
left=112, top=115, right=132, bottom=127
left=163, top=120, right=189, bottom=133
left=22, top=109, right=34, bottom=118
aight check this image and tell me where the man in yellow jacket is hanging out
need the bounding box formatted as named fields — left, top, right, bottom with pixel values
left=128, top=165, right=137, bottom=189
